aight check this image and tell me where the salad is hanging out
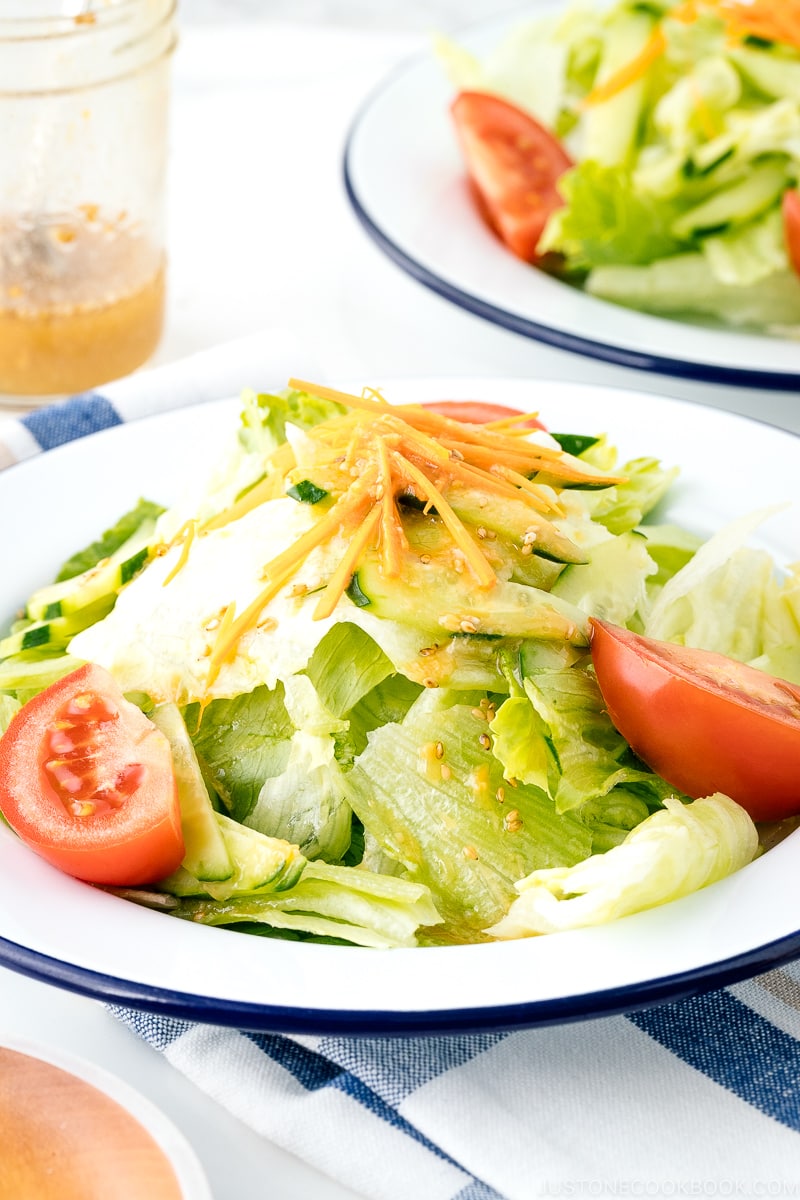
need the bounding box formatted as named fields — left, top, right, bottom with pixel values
left=438, top=0, right=800, bottom=332
left=0, top=382, right=798, bottom=950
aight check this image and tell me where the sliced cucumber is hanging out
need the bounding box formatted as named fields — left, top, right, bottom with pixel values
left=149, top=703, right=233, bottom=883
left=161, top=813, right=305, bottom=900
left=0, top=595, right=115, bottom=660
left=286, top=479, right=329, bottom=505
left=354, top=553, right=588, bottom=643
left=442, top=483, right=587, bottom=564
left=671, top=162, right=787, bottom=240
left=27, top=544, right=152, bottom=622
left=0, top=653, right=84, bottom=695
left=583, top=9, right=656, bottom=167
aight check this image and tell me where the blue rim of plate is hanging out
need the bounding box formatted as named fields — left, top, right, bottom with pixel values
left=342, top=64, right=800, bottom=394
left=4, top=927, right=800, bottom=1035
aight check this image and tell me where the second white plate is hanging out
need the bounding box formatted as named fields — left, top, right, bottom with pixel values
left=344, top=12, right=800, bottom=391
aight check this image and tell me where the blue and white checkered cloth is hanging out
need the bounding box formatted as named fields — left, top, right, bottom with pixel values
left=4, top=347, right=800, bottom=1198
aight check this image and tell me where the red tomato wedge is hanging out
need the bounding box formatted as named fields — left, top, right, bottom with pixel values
left=450, top=91, right=573, bottom=262
left=589, top=619, right=800, bottom=822
left=0, top=664, right=183, bottom=885
left=422, top=400, right=546, bottom=429
left=783, top=189, right=800, bottom=277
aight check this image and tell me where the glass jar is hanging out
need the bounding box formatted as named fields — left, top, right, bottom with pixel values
left=0, top=0, right=177, bottom=402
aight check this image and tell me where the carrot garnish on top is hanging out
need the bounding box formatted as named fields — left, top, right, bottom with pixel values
left=163, top=381, right=625, bottom=686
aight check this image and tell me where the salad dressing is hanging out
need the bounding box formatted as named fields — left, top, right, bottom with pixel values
left=0, top=213, right=164, bottom=396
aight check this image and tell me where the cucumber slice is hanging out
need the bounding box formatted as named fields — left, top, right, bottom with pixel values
left=27, top=544, right=152, bottom=622
left=0, top=595, right=115, bottom=660
left=354, top=553, right=589, bottom=643
left=0, top=654, right=84, bottom=694
left=442, top=483, right=587, bottom=564
left=286, top=479, right=328, bottom=505
left=149, top=703, right=234, bottom=882
left=671, top=163, right=787, bottom=240
left=583, top=9, right=656, bottom=167
left=161, top=813, right=305, bottom=900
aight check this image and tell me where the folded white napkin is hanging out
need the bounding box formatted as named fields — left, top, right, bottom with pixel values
left=0, top=330, right=317, bottom=471
left=114, top=964, right=800, bottom=1199
left=4, top=344, right=800, bottom=1198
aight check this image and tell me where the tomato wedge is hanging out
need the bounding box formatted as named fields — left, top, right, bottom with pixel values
left=450, top=91, right=573, bottom=262
left=0, top=664, right=183, bottom=885
left=589, top=619, right=800, bottom=821
left=422, top=400, right=546, bottom=429
left=783, top=188, right=800, bottom=277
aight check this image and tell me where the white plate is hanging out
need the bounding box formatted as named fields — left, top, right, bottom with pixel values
left=1, top=378, right=800, bottom=1034
left=344, top=14, right=800, bottom=391
left=0, top=1036, right=211, bottom=1198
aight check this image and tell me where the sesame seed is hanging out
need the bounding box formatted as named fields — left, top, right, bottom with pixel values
left=521, top=543, right=533, bottom=556
left=435, top=741, right=444, bottom=760
left=471, top=707, right=487, bottom=722
left=450, top=448, right=465, bottom=461
left=503, top=809, right=522, bottom=832
left=476, top=526, right=488, bottom=539
left=459, top=617, right=479, bottom=634
left=440, top=764, right=452, bottom=781
left=423, top=677, right=438, bottom=689
left=485, top=529, right=496, bottom=540
left=479, top=733, right=491, bottom=750
left=420, top=553, right=432, bottom=565
left=419, top=645, right=438, bottom=657
left=204, top=618, right=220, bottom=632
left=439, top=613, right=462, bottom=632
left=289, top=582, right=308, bottom=597
left=507, top=777, right=518, bottom=788
left=462, top=845, right=478, bottom=860
left=496, top=786, right=505, bottom=803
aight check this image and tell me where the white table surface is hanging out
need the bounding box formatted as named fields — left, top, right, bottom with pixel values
left=1, top=15, right=799, bottom=1200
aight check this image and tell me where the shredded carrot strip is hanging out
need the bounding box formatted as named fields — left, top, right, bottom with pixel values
left=203, top=444, right=297, bottom=533
left=314, top=505, right=383, bottom=621
left=376, top=435, right=405, bottom=577
left=669, top=1, right=699, bottom=22
left=394, top=454, right=496, bottom=589
left=258, top=467, right=378, bottom=584
left=482, top=412, right=543, bottom=431
left=162, top=520, right=198, bottom=586
left=582, top=28, right=667, bottom=108
left=205, top=600, right=240, bottom=689
left=288, top=379, right=392, bottom=416
left=205, top=566, right=300, bottom=690
left=491, top=464, right=566, bottom=515
left=704, top=0, right=800, bottom=47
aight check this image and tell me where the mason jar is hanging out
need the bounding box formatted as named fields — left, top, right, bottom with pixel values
left=0, top=0, right=177, bottom=401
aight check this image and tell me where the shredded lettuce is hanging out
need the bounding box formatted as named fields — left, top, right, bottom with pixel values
left=56, top=498, right=164, bottom=582
left=488, top=794, right=759, bottom=937
left=348, top=689, right=593, bottom=933
left=539, top=161, right=684, bottom=270
left=169, top=861, right=442, bottom=949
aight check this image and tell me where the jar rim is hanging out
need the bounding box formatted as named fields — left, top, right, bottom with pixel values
left=0, top=0, right=171, bottom=43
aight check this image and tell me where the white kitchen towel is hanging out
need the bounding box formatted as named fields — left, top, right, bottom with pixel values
left=0, top=330, right=316, bottom=471
left=114, top=962, right=800, bottom=1200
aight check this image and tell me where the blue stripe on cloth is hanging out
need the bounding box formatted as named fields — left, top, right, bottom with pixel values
left=22, top=391, right=121, bottom=450
left=248, top=1032, right=501, bottom=1194
left=454, top=1183, right=507, bottom=1200
left=109, top=1007, right=195, bottom=1051
left=629, top=990, right=800, bottom=1131
left=316, top=1033, right=510, bottom=1107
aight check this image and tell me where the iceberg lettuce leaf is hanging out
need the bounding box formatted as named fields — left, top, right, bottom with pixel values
left=488, top=794, right=759, bottom=937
